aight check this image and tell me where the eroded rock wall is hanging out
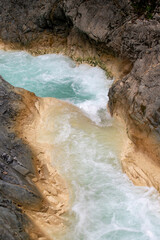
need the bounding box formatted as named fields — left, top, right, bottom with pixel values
left=108, top=44, right=160, bottom=187
left=0, top=76, right=42, bottom=239
left=0, top=76, right=69, bottom=240
left=0, top=0, right=71, bottom=44
left=1, top=0, right=159, bottom=59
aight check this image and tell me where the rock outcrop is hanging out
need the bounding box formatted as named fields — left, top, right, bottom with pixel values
left=0, top=76, right=69, bottom=239
left=61, top=0, right=160, bottom=189
left=109, top=44, right=160, bottom=189
left=0, top=76, right=41, bottom=239
left=0, top=0, right=73, bottom=44
left=1, top=0, right=159, bottom=59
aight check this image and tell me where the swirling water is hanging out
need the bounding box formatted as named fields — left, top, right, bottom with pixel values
left=0, top=50, right=160, bottom=240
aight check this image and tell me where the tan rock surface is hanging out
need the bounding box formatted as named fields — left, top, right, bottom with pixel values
left=14, top=89, right=73, bottom=240
left=116, top=116, right=160, bottom=192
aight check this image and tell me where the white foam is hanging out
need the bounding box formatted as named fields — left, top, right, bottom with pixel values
left=51, top=111, right=160, bottom=240
left=1, top=51, right=160, bottom=240
left=71, top=65, right=113, bottom=125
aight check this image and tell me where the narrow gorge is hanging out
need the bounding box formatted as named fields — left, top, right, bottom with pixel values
left=0, top=0, right=160, bottom=239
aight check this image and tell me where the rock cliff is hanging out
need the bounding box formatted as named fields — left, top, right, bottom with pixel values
left=0, top=76, right=69, bottom=239
left=0, top=77, right=40, bottom=239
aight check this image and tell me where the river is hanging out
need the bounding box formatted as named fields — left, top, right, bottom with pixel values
left=0, top=50, right=160, bottom=240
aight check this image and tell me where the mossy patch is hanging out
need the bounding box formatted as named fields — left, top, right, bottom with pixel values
left=74, top=56, right=113, bottom=79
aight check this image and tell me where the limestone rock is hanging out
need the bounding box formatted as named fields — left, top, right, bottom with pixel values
left=109, top=45, right=160, bottom=163
left=0, top=76, right=42, bottom=239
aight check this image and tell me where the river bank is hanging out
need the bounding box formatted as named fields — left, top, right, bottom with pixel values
left=1, top=52, right=160, bottom=240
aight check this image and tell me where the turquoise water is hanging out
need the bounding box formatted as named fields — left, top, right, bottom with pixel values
left=0, top=50, right=111, bottom=124
left=1, top=50, right=160, bottom=240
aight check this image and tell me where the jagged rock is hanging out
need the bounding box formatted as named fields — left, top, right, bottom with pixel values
left=0, top=0, right=159, bottom=61
left=109, top=45, right=160, bottom=163
left=0, top=77, right=42, bottom=239
left=0, top=0, right=57, bottom=43
left=0, top=180, right=41, bottom=208
left=0, top=196, right=30, bottom=240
